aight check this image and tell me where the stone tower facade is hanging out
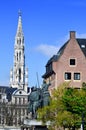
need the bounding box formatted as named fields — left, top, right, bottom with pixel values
left=10, top=12, right=28, bottom=92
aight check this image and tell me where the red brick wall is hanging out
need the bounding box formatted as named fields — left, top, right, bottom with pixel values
left=53, top=38, right=86, bottom=88
left=45, top=32, right=86, bottom=90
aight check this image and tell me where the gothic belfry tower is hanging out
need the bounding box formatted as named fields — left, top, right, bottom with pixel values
left=10, top=12, right=28, bottom=92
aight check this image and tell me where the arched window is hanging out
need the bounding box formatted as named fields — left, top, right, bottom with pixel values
left=19, top=52, right=21, bottom=60
left=22, top=38, right=24, bottom=43
left=17, top=53, right=18, bottom=61
left=17, top=39, right=18, bottom=44
left=19, top=68, right=21, bottom=82
left=19, top=39, right=21, bottom=45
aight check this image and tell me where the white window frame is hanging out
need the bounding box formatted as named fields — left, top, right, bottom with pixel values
left=74, top=73, right=80, bottom=80
left=64, top=72, right=71, bottom=80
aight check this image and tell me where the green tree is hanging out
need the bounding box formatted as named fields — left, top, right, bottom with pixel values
left=37, top=82, right=86, bottom=130
left=62, top=87, right=86, bottom=129
left=38, top=82, right=69, bottom=130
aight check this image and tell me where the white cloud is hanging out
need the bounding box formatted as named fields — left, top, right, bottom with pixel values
left=36, top=44, right=59, bottom=57
left=35, top=32, right=86, bottom=57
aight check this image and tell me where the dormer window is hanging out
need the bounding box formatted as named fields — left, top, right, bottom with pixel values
left=70, top=59, right=75, bottom=65
left=81, top=45, right=85, bottom=48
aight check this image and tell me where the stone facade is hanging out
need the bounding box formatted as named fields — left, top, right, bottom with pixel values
left=0, top=12, right=29, bottom=127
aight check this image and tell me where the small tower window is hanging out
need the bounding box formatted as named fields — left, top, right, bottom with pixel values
left=17, top=39, right=18, bottom=44
left=22, top=38, right=24, bottom=43
left=19, top=52, right=21, bottom=60
left=19, top=39, right=21, bottom=45
left=19, top=68, right=21, bottom=82
left=17, top=53, right=18, bottom=61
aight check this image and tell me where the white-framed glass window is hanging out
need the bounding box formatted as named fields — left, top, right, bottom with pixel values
left=74, top=73, right=80, bottom=80
left=65, top=72, right=71, bottom=80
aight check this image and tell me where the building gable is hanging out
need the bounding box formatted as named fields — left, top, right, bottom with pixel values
left=43, top=31, right=86, bottom=89
left=55, top=31, right=86, bottom=88
left=13, top=89, right=28, bottom=96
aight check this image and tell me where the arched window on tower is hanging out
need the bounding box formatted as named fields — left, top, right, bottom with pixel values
left=19, top=52, right=21, bottom=61
left=19, top=39, right=21, bottom=45
left=17, top=53, right=18, bottom=61
left=17, top=39, right=18, bottom=44
left=19, top=68, right=21, bottom=82
left=22, top=37, right=24, bottom=43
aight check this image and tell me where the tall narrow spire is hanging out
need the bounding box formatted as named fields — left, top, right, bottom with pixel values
left=10, top=12, right=28, bottom=92
left=16, top=10, right=23, bottom=37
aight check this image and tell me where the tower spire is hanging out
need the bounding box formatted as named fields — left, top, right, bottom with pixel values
left=10, top=12, right=28, bottom=92
left=16, top=10, right=23, bottom=37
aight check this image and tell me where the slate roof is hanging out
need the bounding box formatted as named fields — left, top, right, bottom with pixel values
left=77, top=38, right=86, bottom=56
left=0, top=86, right=17, bottom=102
left=45, top=40, right=69, bottom=66
left=42, top=38, right=86, bottom=78
left=6, top=87, right=17, bottom=102
left=0, top=86, right=9, bottom=93
left=46, top=38, right=86, bottom=66
left=0, top=86, right=9, bottom=89
left=0, top=86, right=30, bottom=102
left=46, top=55, right=58, bottom=66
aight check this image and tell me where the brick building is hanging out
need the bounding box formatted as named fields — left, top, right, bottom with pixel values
left=42, top=31, right=86, bottom=91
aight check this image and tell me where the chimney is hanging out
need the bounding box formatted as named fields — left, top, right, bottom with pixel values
left=70, top=31, right=76, bottom=39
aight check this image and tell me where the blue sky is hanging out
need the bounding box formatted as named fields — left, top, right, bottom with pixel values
left=0, top=0, right=86, bottom=87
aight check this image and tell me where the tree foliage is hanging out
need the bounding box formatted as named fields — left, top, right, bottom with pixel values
left=37, top=82, right=86, bottom=130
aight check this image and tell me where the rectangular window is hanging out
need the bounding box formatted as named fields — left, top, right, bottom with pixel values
left=70, top=59, right=75, bottom=65
left=0, top=95, right=1, bottom=99
left=65, top=72, right=71, bottom=80
left=74, top=73, right=80, bottom=80
left=23, top=108, right=25, bottom=115
left=0, top=116, right=1, bottom=124
left=23, top=98, right=25, bottom=104
left=15, top=97, right=17, bottom=104
left=19, top=98, right=21, bottom=105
